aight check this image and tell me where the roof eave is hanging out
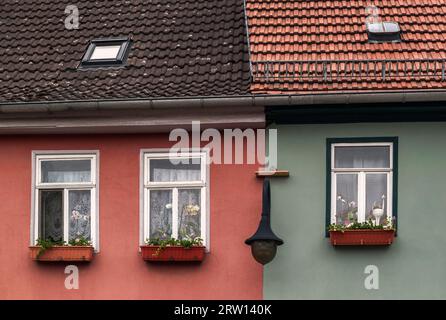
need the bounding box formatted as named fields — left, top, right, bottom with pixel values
left=3, top=89, right=446, bottom=114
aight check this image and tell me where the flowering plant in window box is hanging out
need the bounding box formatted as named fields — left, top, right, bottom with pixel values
left=140, top=237, right=205, bottom=262
left=328, top=219, right=395, bottom=246
left=29, top=237, right=94, bottom=262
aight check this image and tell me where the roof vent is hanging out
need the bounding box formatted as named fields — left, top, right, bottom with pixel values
left=366, top=22, right=401, bottom=43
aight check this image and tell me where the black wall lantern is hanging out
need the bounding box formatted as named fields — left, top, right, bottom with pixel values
left=245, top=179, right=284, bottom=265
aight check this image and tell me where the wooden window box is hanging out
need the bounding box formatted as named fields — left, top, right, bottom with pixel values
left=256, top=170, right=289, bottom=178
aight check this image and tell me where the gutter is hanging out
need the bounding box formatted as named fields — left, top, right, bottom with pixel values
left=3, top=90, right=446, bottom=114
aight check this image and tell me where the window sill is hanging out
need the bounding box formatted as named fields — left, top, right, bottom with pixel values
left=256, top=170, right=289, bottom=178
left=329, top=229, right=395, bottom=246
left=29, top=246, right=95, bottom=262
left=140, top=245, right=206, bottom=263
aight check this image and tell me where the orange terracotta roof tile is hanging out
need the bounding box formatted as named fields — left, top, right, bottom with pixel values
left=247, top=0, right=446, bottom=93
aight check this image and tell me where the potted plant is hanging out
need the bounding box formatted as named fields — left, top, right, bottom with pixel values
left=140, top=237, right=205, bottom=262
left=328, top=218, right=395, bottom=246
left=335, top=195, right=358, bottom=226
left=29, top=237, right=94, bottom=262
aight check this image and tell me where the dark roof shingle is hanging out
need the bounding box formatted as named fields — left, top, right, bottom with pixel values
left=0, top=0, right=250, bottom=102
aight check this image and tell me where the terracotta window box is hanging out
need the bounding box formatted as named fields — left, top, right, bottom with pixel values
left=329, top=229, right=395, bottom=246
left=29, top=246, right=94, bottom=262
left=140, top=245, right=206, bottom=262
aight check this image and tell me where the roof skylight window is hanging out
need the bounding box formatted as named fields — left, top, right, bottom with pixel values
left=90, top=45, right=122, bottom=60
left=79, top=37, right=131, bottom=68
left=366, top=22, right=401, bottom=43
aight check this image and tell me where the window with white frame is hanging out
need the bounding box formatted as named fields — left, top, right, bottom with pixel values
left=330, top=142, right=394, bottom=226
left=142, top=151, right=208, bottom=246
left=33, top=153, right=98, bottom=248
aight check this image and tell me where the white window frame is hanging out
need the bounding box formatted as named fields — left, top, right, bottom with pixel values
left=141, top=149, right=210, bottom=250
left=31, top=151, right=99, bottom=250
left=330, top=142, right=393, bottom=224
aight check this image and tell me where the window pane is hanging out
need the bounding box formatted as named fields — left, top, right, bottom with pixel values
left=366, top=174, right=388, bottom=225
left=367, top=22, right=385, bottom=33
left=335, top=174, right=358, bottom=225
left=41, top=160, right=91, bottom=183
left=149, top=190, right=172, bottom=239
left=69, top=190, right=91, bottom=241
left=90, top=45, right=121, bottom=60
left=383, top=22, right=400, bottom=33
left=178, top=189, right=201, bottom=240
left=150, top=159, right=201, bottom=182
left=334, top=146, right=390, bottom=168
left=40, top=190, right=63, bottom=242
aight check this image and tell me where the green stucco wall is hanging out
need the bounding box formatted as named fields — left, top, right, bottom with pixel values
left=265, top=122, right=446, bottom=299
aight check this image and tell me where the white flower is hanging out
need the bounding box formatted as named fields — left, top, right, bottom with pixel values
left=185, top=204, right=200, bottom=216
left=71, top=210, right=81, bottom=220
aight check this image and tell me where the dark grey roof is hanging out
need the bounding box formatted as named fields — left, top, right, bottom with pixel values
left=0, top=0, right=251, bottom=103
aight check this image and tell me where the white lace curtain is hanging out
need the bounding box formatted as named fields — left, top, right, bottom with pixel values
left=41, top=190, right=91, bottom=242
left=335, top=146, right=390, bottom=169
left=69, top=190, right=91, bottom=241
left=151, top=168, right=200, bottom=182
left=45, top=171, right=90, bottom=183
left=334, top=146, right=390, bottom=225
left=150, top=159, right=201, bottom=182
left=42, top=160, right=91, bottom=183
left=149, top=160, right=202, bottom=240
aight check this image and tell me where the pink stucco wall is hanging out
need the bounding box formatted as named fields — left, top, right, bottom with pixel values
left=0, top=134, right=263, bottom=299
